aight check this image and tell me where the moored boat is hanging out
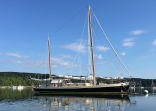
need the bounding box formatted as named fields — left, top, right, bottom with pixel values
left=32, top=5, right=130, bottom=95
left=17, top=85, right=24, bottom=90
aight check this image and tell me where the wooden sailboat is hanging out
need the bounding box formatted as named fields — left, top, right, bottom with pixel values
left=33, top=5, right=130, bottom=95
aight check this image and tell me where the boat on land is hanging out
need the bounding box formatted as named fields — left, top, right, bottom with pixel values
left=32, top=5, right=130, bottom=95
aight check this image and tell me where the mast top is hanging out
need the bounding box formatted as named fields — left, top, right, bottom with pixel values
left=88, top=5, right=90, bottom=10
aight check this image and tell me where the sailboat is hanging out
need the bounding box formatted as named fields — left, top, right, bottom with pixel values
left=33, top=5, right=130, bottom=95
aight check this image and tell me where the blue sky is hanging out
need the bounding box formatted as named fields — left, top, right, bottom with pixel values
left=0, top=0, right=156, bottom=79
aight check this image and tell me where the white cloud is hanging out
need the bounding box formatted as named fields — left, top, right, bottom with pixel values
left=3, top=57, right=71, bottom=69
left=152, top=39, right=156, bottom=45
left=123, top=42, right=134, bottom=47
left=121, top=52, right=126, bottom=56
left=150, top=49, right=154, bottom=51
left=0, top=55, right=89, bottom=73
left=62, top=42, right=86, bottom=53
left=129, top=30, right=146, bottom=35
left=138, top=55, right=153, bottom=59
left=60, top=54, right=72, bottom=58
left=6, top=52, right=29, bottom=58
left=122, top=37, right=135, bottom=47
left=94, top=54, right=103, bottom=59
left=123, top=37, right=134, bottom=42
left=6, top=52, right=21, bottom=58
left=96, top=46, right=109, bottom=51
left=50, top=57, right=70, bottom=67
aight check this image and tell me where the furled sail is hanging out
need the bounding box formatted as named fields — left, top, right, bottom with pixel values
left=55, top=75, right=94, bottom=80
left=31, top=78, right=51, bottom=81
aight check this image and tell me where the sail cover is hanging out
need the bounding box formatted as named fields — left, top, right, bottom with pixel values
left=31, top=78, right=51, bottom=81
left=55, top=75, right=94, bottom=80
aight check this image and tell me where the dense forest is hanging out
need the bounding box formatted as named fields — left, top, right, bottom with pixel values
left=0, top=72, right=49, bottom=86
left=0, top=72, right=155, bottom=87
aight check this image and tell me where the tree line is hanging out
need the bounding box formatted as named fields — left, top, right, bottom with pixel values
left=0, top=72, right=155, bottom=87
left=0, top=72, right=49, bottom=86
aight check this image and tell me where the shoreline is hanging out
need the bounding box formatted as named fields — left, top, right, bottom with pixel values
left=0, top=86, right=33, bottom=88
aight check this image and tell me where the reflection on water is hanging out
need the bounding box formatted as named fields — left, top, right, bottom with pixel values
left=34, top=94, right=130, bottom=111
left=0, top=87, right=156, bottom=111
left=0, top=87, right=34, bottom=101
left=129, top=87, right=156, bottom=95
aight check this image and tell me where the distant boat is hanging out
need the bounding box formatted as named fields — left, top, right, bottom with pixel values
left=129, top=83, right=135, bottom=89
left=17, top=85, right=24, bottom=90
left=13, top=86, right=16, bottom=89
left=32, top=5, right=130, bottom=95
left=9, top=85, right=16, bottom=89
left=1, top=86, right=6, bottom=88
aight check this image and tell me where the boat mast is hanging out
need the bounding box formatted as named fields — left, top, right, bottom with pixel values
left=48, top=37, right=52, bottom=80
left=88, top=5, right=96, bottom=86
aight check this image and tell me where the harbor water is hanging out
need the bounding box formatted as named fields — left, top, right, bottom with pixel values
left=0, top=87, right=156, bottom=111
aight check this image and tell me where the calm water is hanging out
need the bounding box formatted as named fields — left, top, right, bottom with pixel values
left=0, top=87, right=156, bottom=111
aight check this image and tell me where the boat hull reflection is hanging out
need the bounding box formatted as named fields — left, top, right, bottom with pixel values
left=33, top=94, right=130, bottom=111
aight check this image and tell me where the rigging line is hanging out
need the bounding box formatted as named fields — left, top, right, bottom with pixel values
left=70, top=16, right=88, bottom=75
left=34, top=41, right=48, bottom=80
left=49, top=6, right=87, bottom=38
left=110, top=62, right=123, bottom=77
left=92, top=28, right=122, bottom=76
left=91, top=8, right=132, bottom=78
left=78, top=50, right=81, bottom=77
left=63, top=69, right=68, bottom=75
left=40, top=42, right=48, bottom=79
left=96, top=55, right=117, bottom=75
left=79, top=53, right=81, bottom=77
left=45, top=44, right=48, bottom=79
left=45, top=42, right=49, bottom=79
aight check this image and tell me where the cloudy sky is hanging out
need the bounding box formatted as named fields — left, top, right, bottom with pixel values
left=0, top=0, right=156, bottom=79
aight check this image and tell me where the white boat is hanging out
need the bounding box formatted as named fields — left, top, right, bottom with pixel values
left=1, top=86, right=6, bottom=88
left=12, top=86, right=17, bottom=89
left=17, top=85, right=24, bottom=90
left=13, top=86, right=16, bottom=89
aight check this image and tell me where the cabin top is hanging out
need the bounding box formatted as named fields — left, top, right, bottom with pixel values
left=50, top=79, right=70, bottom=84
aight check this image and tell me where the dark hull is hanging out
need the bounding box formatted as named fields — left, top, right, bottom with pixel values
left=33, top=85, right=130, bottom=95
